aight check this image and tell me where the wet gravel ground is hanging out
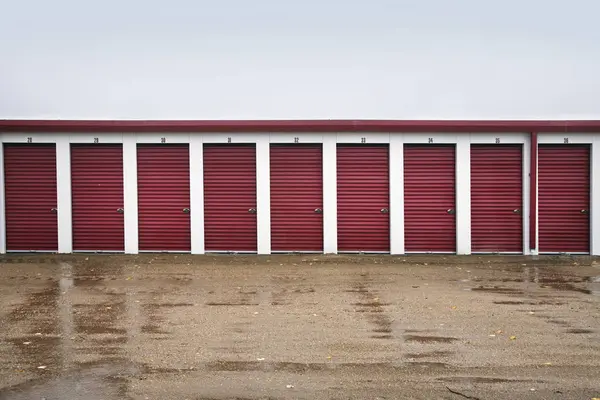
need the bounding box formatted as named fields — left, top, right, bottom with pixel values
left=0, top=254, right=599, bottom=400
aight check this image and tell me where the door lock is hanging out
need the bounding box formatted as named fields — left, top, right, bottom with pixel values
left=314, top=208, right=323, bottom=214
left=380, top=208, right=389, bottom=214
left=117, top=208, right=124, bottom=214
left=50, top=208, right=57, bottom=213
left=248, top=208, right=257, bottom=214
left=513, top=208, right=521, bottom=214
left=581, top=209, right=589, bottom=214
left=183, top=208, right=190, bottom=214
left=447, top=208, right=455, bottom=215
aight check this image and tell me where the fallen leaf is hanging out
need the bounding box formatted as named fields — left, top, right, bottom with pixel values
left=286, top=385, right=294, bottom=389
left=327, top=355, right=332, bottom=359
left=37, top=366, right=47, bottom=369
left=509, top=335, right=517, bottom=340
left=451, top=306, right=457, bottom=310
left=543, top=362, right=552, bottom=366
left=126, top=277, right=132, bottom=280
left=257, top=358, right=265, bottom=361
left=23, top=341, right=31, bottom=345
left=489, top=334, right=496, bottom=337
left=496, top=330, right=503, bottom=334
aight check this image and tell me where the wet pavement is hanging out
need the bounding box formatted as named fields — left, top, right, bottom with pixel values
left=0, top=254, right=599, bottom=399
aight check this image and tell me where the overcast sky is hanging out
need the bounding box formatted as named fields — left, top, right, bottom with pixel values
left=1, top=0, right=599, bottom=120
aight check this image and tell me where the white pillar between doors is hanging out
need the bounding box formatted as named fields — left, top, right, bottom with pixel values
left=256, top=136, right=271, bottom=255
left=0, top=142, right=5, bottom=254
left=389, top=136, right=404, bottom=255
left=322, top=137, right=337, bottom=254
left=122, top=137, right=138, bottom=254
left=522, top=138, right=531, bottom=255
left=189, top=137, right=205, bottom=254
left=591, top=135, right=600, bottom=255
left=56, top=136, right=73, bottom=253
left=455, top=137, right=471, bottom=255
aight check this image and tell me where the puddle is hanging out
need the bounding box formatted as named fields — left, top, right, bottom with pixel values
left=405, top=351, right=453, bottom=359
left=205, top=302, right=259, bottom=306
left=470, top=286, right=524, bottom=295
left=567, top=328, right=594, bottom=334
left=373, top=328, right=393, bottom=333
left=404, top=335, right=458, bottom=343
left=438, top=376, right=540, bottom=384
left=352, top=302, right=391, bottom=307
left=0, top=359, right=140, bottom=400
left=371, top=334, right=393, bottom=339
left=493, top=300, right=525, bottom=305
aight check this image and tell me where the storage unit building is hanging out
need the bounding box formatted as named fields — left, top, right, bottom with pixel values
left=1, top=120, right=599, bottom=255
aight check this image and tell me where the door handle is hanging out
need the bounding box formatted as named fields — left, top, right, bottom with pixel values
left=50, top=208, right=57, bottom=213
left=248, top=208, right=257, bottom=214
left=117, top=208, right=124, bottom=214
left=581, top=209, right=589, bottom=214
left=314, top=208, right=323, bottom=214
left=447, top=208, right=455, bottom=215
left=183, top=208, right=190, bottom=214
left=513, top=208, right=521, bottom=214
left=380, top=208, right=389, bottom=214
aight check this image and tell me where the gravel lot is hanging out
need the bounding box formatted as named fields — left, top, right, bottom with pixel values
left=0, top=254, right=599, bottom=399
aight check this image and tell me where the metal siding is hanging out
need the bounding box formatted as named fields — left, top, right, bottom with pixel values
left=337, top=145, right=389, bottom=252
left=137, top=144, right=190, bottom=251
left=270, top=144, right=323, bottom=252
left=4, top=144, right=58, bottom=251
left=203, top=144, right=257, bottom=252
left=71, top=144, right=124, bottom=251
left=404, top=145, right=456, bottom=252
left=471, top=145, right=523, bottom=252
left=538, top=145, right=590, bottom=253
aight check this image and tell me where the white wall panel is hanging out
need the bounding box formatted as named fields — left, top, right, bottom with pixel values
left=455, top=137, right=471, bottom=255
left=270, top=133, right=323, bottom=143
left=135, top=133, right=190, bottom=143
left=389, top=135, right=404, bottom=254
left=403, top=133, right=457, bottom=144
left=189, top=137, right=204, bottom=254
left=56, top=137, right=73, bottom=253
left=69, top=133, right=123, bottom=143
left=202, top=133, right=257, bottom=143
left=336, top=133, right=390, bottom=144
left=538, top=133, right=593, bottom=144
left=470, top=133, right=527, bottom=144
left=256, top=135, right=271, bottom=255
left=122, top=137, right=138, bottom=254
left=322, top=137, right=337, bottom=254
left=592, top=136, right=600, bottom=255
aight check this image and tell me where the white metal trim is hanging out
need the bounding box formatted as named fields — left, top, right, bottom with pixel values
left=189, top=137, right=204, bottom=254
left=389, top=136, right=404, bottom=255
left=123, top=137, right=138, bottom=254
left=256, top=136, right=271, bottom=254
left=56, top=137, right=73, bottom=253
left=455, top=138, right=471, bottom=255
left=322, top=137, right=337, bottom=254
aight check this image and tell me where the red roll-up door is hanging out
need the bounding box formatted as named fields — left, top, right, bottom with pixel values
left=271, top=144, right=323, bottom=252
left=203, top=144, right=257, bottom=252
left=539, top=144, right=590, bottom=253
left=4, top=144, right=58, bottom=251
left=138, top=144, right=190, bottom=252
left=471, top=144, right=523, bottom=253
left=71, top=144, right=124, bottom=251
left=337, top=145, right=389, bottom=252
left=404, top=145, right=456, bottom=252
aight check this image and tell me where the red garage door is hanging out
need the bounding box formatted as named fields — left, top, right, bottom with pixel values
left=71, top=144, right=124, bottom=251
left=471, top=145, right=523, bottom=253
left=404, top=145, right=456, bottom=252
left=4, top=144, right=58, bottom=251
left=539, top=145, right=590, bottom=253
left=271, top=144, right=323, bottom=252
left=138, top=144, right=190, bottom=252
left=204, top=144, right=257, bottom=252
left=337, top=145, right=389, bottom=252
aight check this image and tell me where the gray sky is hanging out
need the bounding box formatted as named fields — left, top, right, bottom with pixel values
left=1, top=0, right=599, bottom=120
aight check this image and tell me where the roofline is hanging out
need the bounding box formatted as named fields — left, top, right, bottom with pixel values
left=1, top=119, right=600, bottom=133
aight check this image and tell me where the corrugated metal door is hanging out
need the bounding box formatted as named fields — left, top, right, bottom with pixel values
left=337, top=145, right=389, bottom=252
left=71, top=144, right=124, bottom=251
left=4, top=144, right=58, bottom=251
left=204, top=144, right=257, bottom=252
left=271, top=144, right=323, bottom=252
left=404, top=144, right=456, bottom=252
left=138, top=144, right=190, bottom=252
left=471, top=145, right=523, bottom=253
left=539, top=144, right=590, bottom=253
